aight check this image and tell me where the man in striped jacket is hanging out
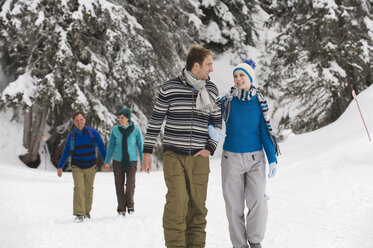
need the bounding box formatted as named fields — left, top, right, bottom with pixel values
left=142, top=44, right=222, bottom=248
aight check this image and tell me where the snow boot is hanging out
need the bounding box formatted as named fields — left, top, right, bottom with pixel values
left=127, top=208, right=135, bottom=215
left=74, top=215, right=84, bottom=223
left=118, top=211, right=126, bottom=216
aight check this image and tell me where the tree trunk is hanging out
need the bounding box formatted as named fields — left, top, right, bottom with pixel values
left=23, top=106, right=32, bottom=149
left=19, top=104, right=49, bottom=168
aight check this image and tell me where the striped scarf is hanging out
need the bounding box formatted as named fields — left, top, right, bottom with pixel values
left=222, top=86, right=280, bottom=156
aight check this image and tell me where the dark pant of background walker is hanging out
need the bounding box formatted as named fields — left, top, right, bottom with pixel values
left=113, top=160, right=137, bottom=213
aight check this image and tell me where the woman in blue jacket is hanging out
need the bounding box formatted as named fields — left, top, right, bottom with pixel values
left=211, top=59, right=280, bottom=248
left=104, top=108, right=143, bottom=216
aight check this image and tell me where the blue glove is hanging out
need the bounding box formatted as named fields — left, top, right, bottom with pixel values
left=208, top=124, right=226, bottom=142
left=268, top=162, right=277, bottom=178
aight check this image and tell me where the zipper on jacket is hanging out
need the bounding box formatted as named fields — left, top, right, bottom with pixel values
left=190, top=89, right=195, bottom=156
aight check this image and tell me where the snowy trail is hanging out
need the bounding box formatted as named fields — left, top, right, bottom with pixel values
left=1, top=147, right=373, bottom=248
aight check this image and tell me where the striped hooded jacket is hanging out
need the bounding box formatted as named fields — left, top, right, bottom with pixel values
left=143, top=76, right=222, bottom=156
left=58, top=126, right=106, bottom=169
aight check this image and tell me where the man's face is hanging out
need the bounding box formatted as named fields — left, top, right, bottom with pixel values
left=73, top=114, right=86, bottom=130
left=193, top=55, right=213, bottom=80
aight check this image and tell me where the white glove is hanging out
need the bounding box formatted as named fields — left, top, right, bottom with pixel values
left=208, top=124, right=226, bottom=142
left=268, top=162, right=277, bottom=178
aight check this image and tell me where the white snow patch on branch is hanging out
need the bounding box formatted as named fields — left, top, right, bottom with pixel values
left=201, top=0, right=216, bottom=8
left=364, top=17, right=373, bottom=40
left=35, top=11, right=45, bottom=26
left=1, top=72, right=36, bottom=106
left=73, top=84, right=89, bottom=108
left=200, top=21, right=228, bottom=44
left=188, top=14, right=202, bottom=29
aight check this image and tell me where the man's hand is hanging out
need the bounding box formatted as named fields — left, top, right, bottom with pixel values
left=141, top=153, right=152, bottom=173
left=193, top=149, right=211, bottom=157
left=102, top=164, right=111, bottom=171
left=57, top=168, right=63, bottom=177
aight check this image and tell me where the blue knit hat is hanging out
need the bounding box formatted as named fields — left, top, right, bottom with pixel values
left=118, top=107, right=131, bottom=120
left=233, top=59, right=256, bottom=83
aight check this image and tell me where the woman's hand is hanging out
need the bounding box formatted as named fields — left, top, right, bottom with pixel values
left=102, top=164, right=111, bottom=171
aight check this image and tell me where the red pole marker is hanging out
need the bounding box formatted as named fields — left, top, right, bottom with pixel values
left=350, top=84, right=371, bottom=142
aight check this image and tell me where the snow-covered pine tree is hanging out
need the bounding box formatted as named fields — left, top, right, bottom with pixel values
left=0, top=0, right=63, bottom=167
left=260, top=0, right=373, bottom=135
left=198, top=0, right=258, bottom=63
left=0, top=0, right=164, bottom=168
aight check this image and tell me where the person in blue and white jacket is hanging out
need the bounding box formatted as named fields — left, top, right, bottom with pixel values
left=210, top=59, right=280, bottom=248
left=103, top=107, right=143, bottom=216
left=57, top=112, right=107, bottom=223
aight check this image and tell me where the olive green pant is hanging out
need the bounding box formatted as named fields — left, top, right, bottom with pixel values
left=162, top=150, right=210, bottom=248
left=71, top=165, right=97, bottom=216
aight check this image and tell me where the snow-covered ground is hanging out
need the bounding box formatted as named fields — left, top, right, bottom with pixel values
left=1, top=84, right=373, bottom=248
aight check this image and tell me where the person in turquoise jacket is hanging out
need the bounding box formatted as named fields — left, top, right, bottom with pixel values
left=103, top=107, right=143, bottom=216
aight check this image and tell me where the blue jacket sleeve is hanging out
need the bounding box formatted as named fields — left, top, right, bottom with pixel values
left=136, top=126, right=144, bottom=163
left=259, top=114, right=277, bottom=164
left=93, top=129, right=107, bottom=160
left=220, top=96, right=226, bottom=122
left=57, top=132, right=72, bottom=169
left=104, top=128, right=116, bottom=164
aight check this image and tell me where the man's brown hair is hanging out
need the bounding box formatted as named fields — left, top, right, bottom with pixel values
left=72, top=112, right=85, bottom=120
left=186, top=44, right=214, bottom=71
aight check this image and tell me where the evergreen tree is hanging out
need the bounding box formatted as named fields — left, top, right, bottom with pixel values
left=0, top=0, right=161, bottom=167
left=199, top=0, right=258, bottom=61
left=1, top=0, right=62, bottom=167
left=260, top=0, right=373, bottom=135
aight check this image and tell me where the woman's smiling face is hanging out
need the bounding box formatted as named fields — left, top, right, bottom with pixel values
left=234, top=69, right=251, bottom=91
left=118, top=114, right=129, bottom=126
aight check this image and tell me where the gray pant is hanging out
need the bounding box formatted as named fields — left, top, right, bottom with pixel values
left=221, top=150, right=268, bottom=248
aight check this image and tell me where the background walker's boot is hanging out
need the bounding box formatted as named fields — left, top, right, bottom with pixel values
left=127, top=208, right=135, bottom=215
left=74, top=215, right=84, bottom=223
left=118, top=211, right=126, bottom=216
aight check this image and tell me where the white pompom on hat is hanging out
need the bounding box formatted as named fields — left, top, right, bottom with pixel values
left=233, top=59, right=256, bottom=83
